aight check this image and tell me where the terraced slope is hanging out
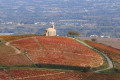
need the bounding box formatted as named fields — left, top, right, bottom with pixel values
left=10, top=36, right=103, bottom=67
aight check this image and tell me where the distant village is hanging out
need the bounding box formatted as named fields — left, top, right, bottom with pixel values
left=90, top=35, right=110, bottom=38
left=0, top=21, right=115, bottom=38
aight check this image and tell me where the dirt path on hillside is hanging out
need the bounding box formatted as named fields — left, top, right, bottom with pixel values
left=5, top=42, right=21, bottom=54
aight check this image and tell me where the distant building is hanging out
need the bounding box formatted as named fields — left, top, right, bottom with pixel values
left=100, top=35, right=110, bottom=38
left=44, top=24, right=56, bottom=36
left=100, top=35, right=104, bottom=38
left=90, top=35, right=98, bottom=38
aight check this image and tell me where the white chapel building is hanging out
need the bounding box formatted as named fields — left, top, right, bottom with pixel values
left=44, top=24, right=56, bottom=36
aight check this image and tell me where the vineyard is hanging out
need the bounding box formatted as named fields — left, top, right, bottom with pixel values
left=81, top=37, right=120, bottom=50
left=0, top=71, right=12, bottom=80
left=1, top=69, right=120, bottom=80
left=10, top=36, right=103, bottom=67
left=85, top=40, right=120, bottom=63
left=0, top=44, right=32, bottom=66
left=1, top=36, right=120, bottom=79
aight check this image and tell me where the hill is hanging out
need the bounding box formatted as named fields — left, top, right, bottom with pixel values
left=9, top=36, right=103, bottom=68
left=1, top=35, right=120, bottom=79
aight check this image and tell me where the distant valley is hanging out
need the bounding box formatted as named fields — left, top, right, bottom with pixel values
left=0, top=0, right=120, bottom=37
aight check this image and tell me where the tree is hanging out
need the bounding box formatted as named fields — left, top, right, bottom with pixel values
left=91, top=38, right=97, bottom=42
left=67, top=31, right=80, bottom=37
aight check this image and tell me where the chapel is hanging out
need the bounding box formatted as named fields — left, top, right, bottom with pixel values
left=44, top=24, right=56, bottom=36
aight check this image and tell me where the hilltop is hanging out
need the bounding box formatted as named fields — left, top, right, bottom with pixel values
left=0, top=35, right=120, bottom=79
left=0, top=35, right=103, bottom=68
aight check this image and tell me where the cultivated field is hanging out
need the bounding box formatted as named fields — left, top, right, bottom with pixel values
left=1, top=36, right=120, bottom=80
left=85, top=40, right=120, bottom=63
left=8, top=69, right=80, bottom=80
left=0, top=44, right=32, bottom=66
left=10, top=36, right=103, bottom=67
left=1, top=69, right=120, bottom=80
left=0, top=71, right=12, bottom=80
left=81, top=37, right=120, bottom=50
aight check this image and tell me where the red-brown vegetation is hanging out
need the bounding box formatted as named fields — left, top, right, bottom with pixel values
left=81, top=37, right=120, bottom=50
left=7, top=69, right=120, bottom=80
left=7, top=69, right=80, bottom=80
left=11, top=36, right=103, bottom=67
left=86, top=40, right=120, bottom=63
left=0, top=44, right=32, bottom=65
left=0, top=71, right=12, bottom=80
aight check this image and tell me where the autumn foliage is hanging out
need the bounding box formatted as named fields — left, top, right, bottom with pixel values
left=0, top=71, right=12, bottom=80
left=5, top=69, right=120, bottom=80
left=85, top=40, right=120, bottom=63
left=0, top=44, right=32, bottom=66
left=10, top=36, right=103, bottom=67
